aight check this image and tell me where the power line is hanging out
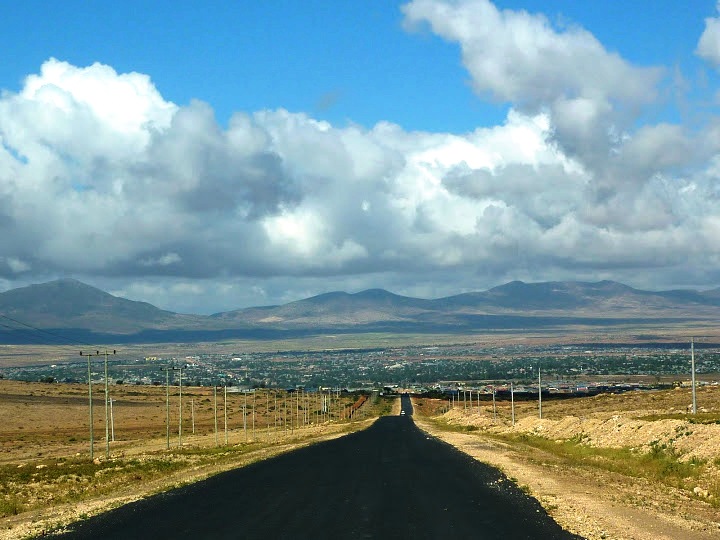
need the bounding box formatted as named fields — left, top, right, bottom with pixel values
left=0, top=312, right=97, bottom=348
left=0, top=320, right=79, bottom=348
left=0, top=313, right=122, bottom=370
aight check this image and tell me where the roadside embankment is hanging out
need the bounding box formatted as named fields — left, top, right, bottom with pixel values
left=414, top=388, right=720, bottom=540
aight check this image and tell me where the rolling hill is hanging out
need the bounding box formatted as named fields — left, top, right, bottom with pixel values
left=0, top=279, right=204, bottom=334
left=1, top=278, right=720, bottom=343
left=212, top=279, right=720, bottom=326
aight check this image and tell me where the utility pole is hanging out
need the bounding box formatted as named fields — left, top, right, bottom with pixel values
left=79, top=351, right=96, bottom=460
left=102, top=349, right=116, bottom=458
left=691, top=338, right=697, bottom=415
left=511, top=382, right=515, bottom=426
left=81, top=350, right=114, bottom=459
left=165, top=368, right=170, bottom=449
left=538, top=366, right=543, bottom=420
left=224, top=384, right=228, bottom=445
left=110, top=398, right=115, bottom=442
left=161, top=365, right=182, bottom=450
left=492, top=386, right=497, bottom=422
left=178, top=365, right=184, bottom=448
left=243, top=390, right=248, bottom=441
left=214, top=385, right=218, bottom=446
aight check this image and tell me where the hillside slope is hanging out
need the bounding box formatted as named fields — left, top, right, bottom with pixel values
left=1, top=279, right=720, bottom=340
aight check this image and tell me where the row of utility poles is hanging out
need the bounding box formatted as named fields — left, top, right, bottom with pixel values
left=79, top=350, right=363, bottom=459
left=155, top=386, right=363, bottom=451
left=450, top=338, right=702, bottom=423
left=185, top=387, right=360, bottom=449
left=451, top=386, right=515, bottom=425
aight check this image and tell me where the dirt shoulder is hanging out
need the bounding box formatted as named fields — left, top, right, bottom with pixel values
left=413, top=391, right=720, bottom=540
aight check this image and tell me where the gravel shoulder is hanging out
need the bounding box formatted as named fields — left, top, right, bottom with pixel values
left=414, top=391, right=720, bottom=540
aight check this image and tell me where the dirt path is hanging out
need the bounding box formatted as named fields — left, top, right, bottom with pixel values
left=415, top=418, right=720, bottom=540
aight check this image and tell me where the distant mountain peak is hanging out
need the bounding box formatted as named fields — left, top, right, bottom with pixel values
left=0, top=278, right=181, bottom=334
left=353, top=288, right=399, bottom=298
left=53, top=277, right=83, bottom=284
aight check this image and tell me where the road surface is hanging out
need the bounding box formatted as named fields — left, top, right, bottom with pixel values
left=54, top=395, right=581, bottom=539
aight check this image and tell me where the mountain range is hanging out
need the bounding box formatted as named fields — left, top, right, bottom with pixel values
left=1, top=278, right=719, bottom=344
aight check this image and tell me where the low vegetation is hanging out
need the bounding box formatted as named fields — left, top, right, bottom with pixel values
left=494, top=432, right=716, bottom=503
left=0, top=380, right=394, bottom=539
left=637, top=412, right=720, bottom=424
left=0, top=426, right=365, bottom=526
left=414, top=386, right=720, bottom=539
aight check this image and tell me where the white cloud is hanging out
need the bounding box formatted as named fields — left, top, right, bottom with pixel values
left=402, top=0, right=661, bottom=108
left=5, top=257, right=30, bottom=273
left=401, top=0, right=663, bottom=176
left=21, top=59, right=176, bottom=136
left=697, top=3, right=720, bottom=67
left=4, top=4, right=720, bottom=315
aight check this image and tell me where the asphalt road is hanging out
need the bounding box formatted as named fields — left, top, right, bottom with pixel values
left=54, top=396, right=582, bottom=539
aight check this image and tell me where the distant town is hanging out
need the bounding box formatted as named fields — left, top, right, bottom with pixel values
left=2, top=342, right=718, bottom=398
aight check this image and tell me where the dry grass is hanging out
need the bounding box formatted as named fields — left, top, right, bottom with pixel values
left=0, top=379, right=385, bottom=538
left=0, top=380, right=364, bottom=462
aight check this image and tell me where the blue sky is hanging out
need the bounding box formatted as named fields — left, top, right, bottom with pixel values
left=2, top=1, right=715, bottom=132
left=2, top=0, right=720, bottom=314
left=1, top=1, right=484, bottom=131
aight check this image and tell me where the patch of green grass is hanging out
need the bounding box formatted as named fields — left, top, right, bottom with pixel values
left=709, top=477, right=720, bottom=505
left=0, top=456, right=192, bottom=517
left=500, top=432, right=705, bottom=491
left=637, top=412, right=720, bottom=424
left=429, top=419, right=478, bottom=434
left=372, top=396, right=397, bottom=417
left=0, top=495, right=23, bottom=516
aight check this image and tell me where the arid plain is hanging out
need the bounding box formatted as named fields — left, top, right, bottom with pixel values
left=0, top=378, right=379, bottom=538
left=1, top=376, right=720, bottom=539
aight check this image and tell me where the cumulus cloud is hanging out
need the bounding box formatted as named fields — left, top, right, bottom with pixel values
left=2, top=1, right=720, bottom=313
left=697, top=2, right=720, bottom=67
left=401, top=0, right=664, bottom=173
left=402, top=0, right=660, bottom=108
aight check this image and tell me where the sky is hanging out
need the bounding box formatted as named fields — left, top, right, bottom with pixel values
left=2, top=0, right=720, bottom=315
